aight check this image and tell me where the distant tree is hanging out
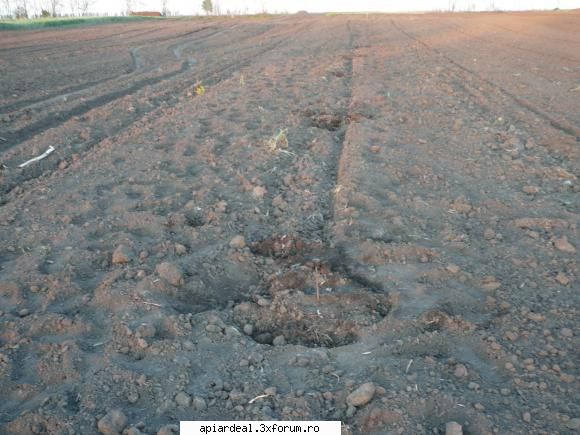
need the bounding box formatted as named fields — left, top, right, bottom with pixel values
left=201, top=0, right=212, bottom=15
left=80, top=0, right=91, bottom=14
left=15, top=0, right=27, bottom=17
left=1, top=0, right=12, bottom=17
left=14, top=4, right=26, bottom=17
left=48, top=0, right=61, bottom=16
left=70, top=0, right=90, bottom=15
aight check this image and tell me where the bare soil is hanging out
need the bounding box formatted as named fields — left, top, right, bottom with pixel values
left=0, top=12, right=578, bottom=435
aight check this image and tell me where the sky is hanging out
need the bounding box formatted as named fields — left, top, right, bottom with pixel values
left=5, top=0, right=580, bottom=17
left=111, top=0, right=580, bottom=15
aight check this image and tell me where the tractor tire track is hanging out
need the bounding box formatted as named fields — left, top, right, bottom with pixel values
left=0, top=25, right=224, bottom=115
left=390, top=19, right=580, bottom=141
left=0, top=26, right=161, bottom=54
left=0, top=24, right=281, bottom=152
left=0, top=26, right=304, bottom=196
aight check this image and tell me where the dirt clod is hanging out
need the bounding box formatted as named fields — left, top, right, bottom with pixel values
left=175, top=243, right=187, bottom=256
left=157, top=425, right=178, bottom=435
left=230, top=235, right=246, bottom=249
left=555, top=272, right=570, bottom=286
left=522, top=185, right=540, bottom=194
left=454, top=364, right=468, bottom=378
left=252, top=186, right=267, bottom=200
left=175, top=392, right=191, bottom=407
left=155, top=262, right=184, bottom=287
left=193, top=396, right=207, bottom=411
left=112, top=245, right=133, bottom=265
left=97, top=409, right=127, bottom=435
left=445, top=421, right=463, bottom=435
left=554, top=237, right=576, bottom=253
left=346, top=382, right=376, bottom=407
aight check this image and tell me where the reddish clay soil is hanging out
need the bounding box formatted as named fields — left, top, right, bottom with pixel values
left=0, top=11, right=579, bottom=435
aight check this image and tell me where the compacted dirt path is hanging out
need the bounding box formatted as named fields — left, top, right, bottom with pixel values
left=0, top=12, right=578, bottom=435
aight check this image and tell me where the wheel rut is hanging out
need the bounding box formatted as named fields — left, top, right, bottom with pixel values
left=0, top=32, right=294, bottom=196
left=390, top=19, right=580, bottom=141
left=0, top=25, right=225, bottom=116
left=0, top=25, right=282, bottom=154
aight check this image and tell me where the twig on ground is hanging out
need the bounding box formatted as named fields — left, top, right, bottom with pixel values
left=141, top=301, right=162, bottom=308
left=405, top=358, right=414, bottom=374
left=278, top=149, right=296, bottom=157
left=18, top=146, right=55, bottom=168
left=314, top=264, right=320, bottom=302
left=248, top=394, right=269, bottom=404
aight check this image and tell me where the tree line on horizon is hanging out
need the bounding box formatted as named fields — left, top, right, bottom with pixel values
left=0, top=0, right=253, bottom=19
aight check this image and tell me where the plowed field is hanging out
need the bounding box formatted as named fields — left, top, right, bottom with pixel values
left=0, top=12, right=579, bottom=434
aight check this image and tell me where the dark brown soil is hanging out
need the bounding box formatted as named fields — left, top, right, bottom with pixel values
left=0, top=12, right=578, bottom=435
